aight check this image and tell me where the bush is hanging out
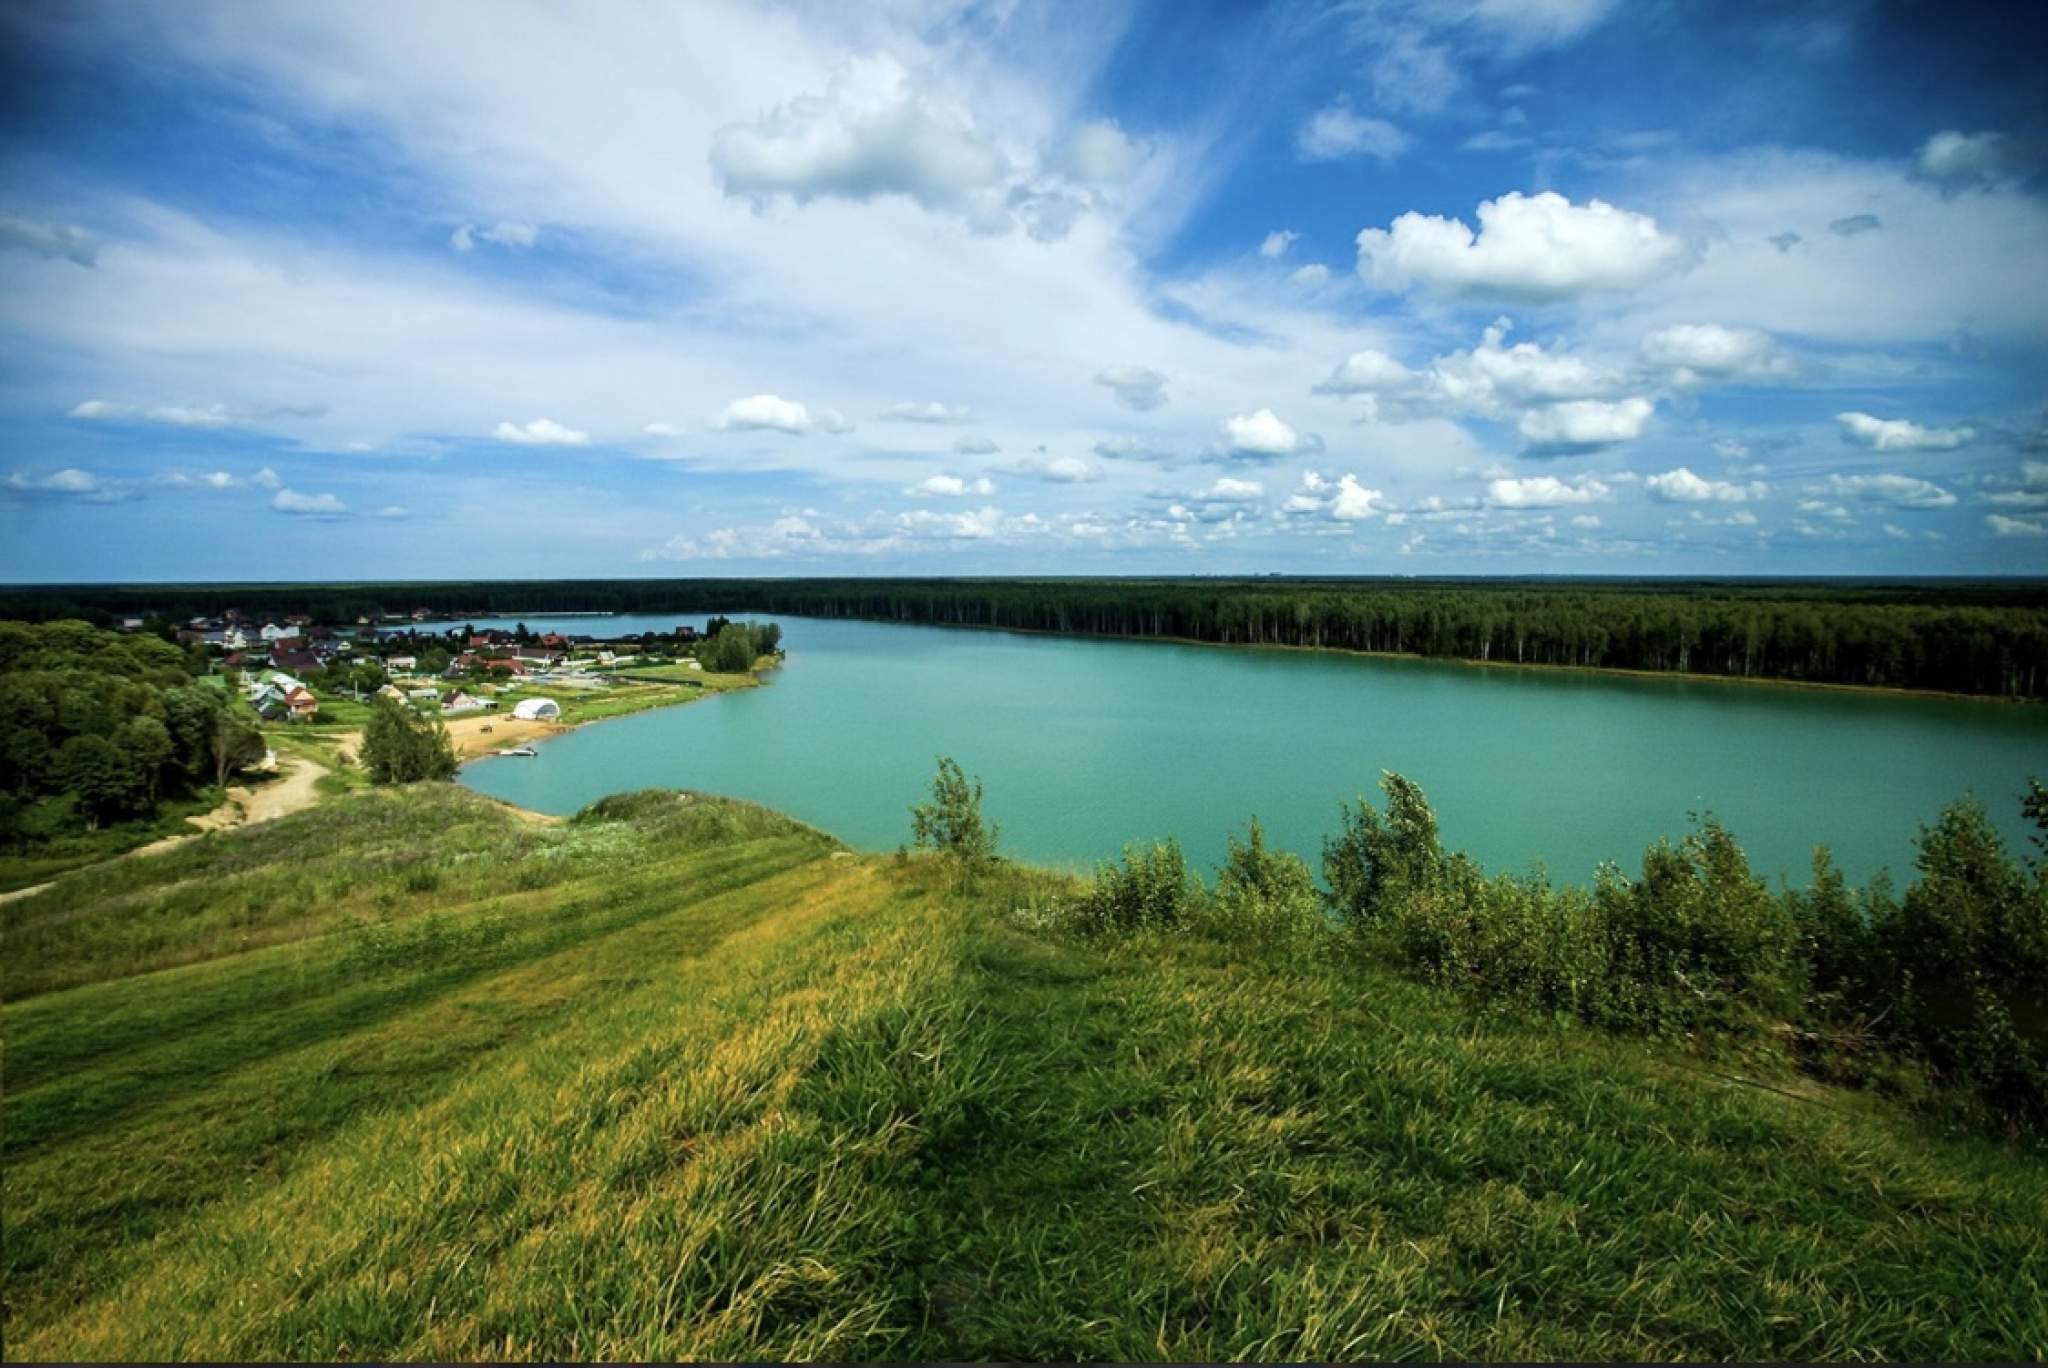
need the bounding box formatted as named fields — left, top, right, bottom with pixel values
left=1197, top=818, right=1326, bottom=956
left=1854, top=799, right=2048, bottom=1134
left=1071, top=838, right=1200, bottom=935
left=1324, top=771, right=1446, bottom=933
left=909, top=757, right=999, bottom=871
left=1592, top=820, right=1801, bottom=1034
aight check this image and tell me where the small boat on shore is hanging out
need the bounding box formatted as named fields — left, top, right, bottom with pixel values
left=495, top=745, right=538, bottom=757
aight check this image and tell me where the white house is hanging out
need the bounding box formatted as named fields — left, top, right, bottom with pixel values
left=259, top=622, right=290, bottom=642
left=441, top=691, right=495, bottom=715
left=511, top=697, right=562, bottom=721
left=386, top=655, right=417, bottom=672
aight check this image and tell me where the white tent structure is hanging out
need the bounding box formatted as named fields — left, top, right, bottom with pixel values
left=511, top=697, right=562, bottom=721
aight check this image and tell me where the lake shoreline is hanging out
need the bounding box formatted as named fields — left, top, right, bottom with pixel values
left=457, top=654, right=779, bottom=771
left=839, top=615, right=2044, bottom=706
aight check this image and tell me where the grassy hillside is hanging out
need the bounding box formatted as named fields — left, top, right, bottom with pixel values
left=3, top=785, right=2044, bottom=1360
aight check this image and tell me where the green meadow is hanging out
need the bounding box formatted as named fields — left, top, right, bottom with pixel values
left=3, top=784, right=2044, bottom=1361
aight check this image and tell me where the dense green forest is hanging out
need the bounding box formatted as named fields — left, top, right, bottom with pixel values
left=6, top=576, right=2045, bottom=696
left=0, top=621, right=263, bottom=848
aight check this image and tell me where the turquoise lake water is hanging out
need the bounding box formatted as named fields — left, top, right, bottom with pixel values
left=452, top=613, right=2048, bottom=889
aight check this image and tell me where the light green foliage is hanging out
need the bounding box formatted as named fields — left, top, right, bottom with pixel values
left=1202, top=817, right=1325, bottom=955
left=696, top=619, right=781, bottom=673
left=1071, top=837, right=1199, bottom=934
left=1324, top=769, right=1446, bottom=929
left=360, top=697, right=458, bottom=785
left=909, top=755, right=999, bottom=869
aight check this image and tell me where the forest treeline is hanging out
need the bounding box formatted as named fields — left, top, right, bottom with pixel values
left=6, top=576, right=2046, bottom=696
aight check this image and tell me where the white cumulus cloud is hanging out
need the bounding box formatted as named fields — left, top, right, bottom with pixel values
left=1517, top=396, right=1654, bottom=451
left=1640, top=324, right=1794, bottom=383
left=1219, top=408, right=1303, bottom=458
left=1200, top=476, right=1265, bottom=502
left=1283, top=469, right=1389, bottom=521
left=271, top=488, right=348, bottom=517
left=1356, top=190, right=1684, bottom=298
left=1486, top=474, right=1613, bottom=508
left=494, top=416, right=590, bottom=446
left=1836, top=411, right=1976, bottom=451
left=908, top=473, right=996, bottom=497
left=999, top=454, right=1100, bottom=483
left=712, top=394, right=835, bottom=436
left=1646, top=467, right=1767, bottom=503
left=709, top=54, right=1009, bottom=222
left=1824, top=472, right=1957, bottom=509
left=1316, top=349, right=1416, bottom=395
left=880, top=401, right=974, bottom=424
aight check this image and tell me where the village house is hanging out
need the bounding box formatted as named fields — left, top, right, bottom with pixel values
left=248, top=683, right=288, bottom=718
left=440, top=690, right=495, bottom=715
left=259, top=622, right=290, bottom=642
left=385, top=654, right=418, bottom=672
left=283, top=686, right=320, bottom=723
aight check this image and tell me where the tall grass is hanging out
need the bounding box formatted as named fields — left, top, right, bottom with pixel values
left=4, top=783, right=2045, bottom=1359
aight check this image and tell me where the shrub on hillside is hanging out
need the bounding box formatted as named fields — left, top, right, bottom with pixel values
left=1071, top=838, right=1200, bottom=935
left=1851, top=799, right=2048, bottom=1133
left=1592, top=820, right=1802, bottom=1034
left=910, top=756, right=999, bottom=872
left=1197, top=818, right=1326, bottom=956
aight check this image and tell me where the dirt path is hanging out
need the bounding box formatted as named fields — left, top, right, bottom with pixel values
left=0, top=752, right=333, bottom=906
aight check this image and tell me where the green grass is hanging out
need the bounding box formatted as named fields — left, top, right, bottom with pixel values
left=493, top=668, right=760, bottom=727
left=307, top=695, right=376, bottom=728
left=0, top=788, right=226, bottom=893
left=4, top=786, right=2044, bottom=1360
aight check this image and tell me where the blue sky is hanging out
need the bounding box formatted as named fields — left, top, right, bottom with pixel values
left=3, top=0, right=2046, bottom=581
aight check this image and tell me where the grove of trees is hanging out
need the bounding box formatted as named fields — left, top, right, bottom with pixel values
left=0, top=620, right=263, bottom=844
left=360, top=698, right=458, bottom=785
left=695, top=619, right=782, bottom=673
